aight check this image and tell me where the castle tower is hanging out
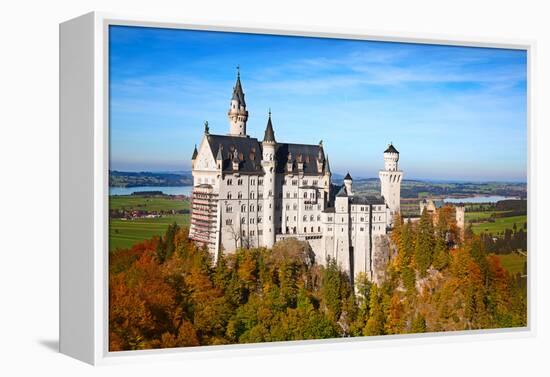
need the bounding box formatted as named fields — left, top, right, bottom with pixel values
left=343, top=172, right=353, bottom=196
left=455, top=205, right=465, bottom=239
left=227, top=68, right=248, bottom=137
left=379, top=143, right=402, bottom=225
left=262, top=111, right=277, bottom=248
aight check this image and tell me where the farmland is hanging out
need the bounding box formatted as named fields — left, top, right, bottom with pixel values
left=470, top=215, right=527, bottom=235
left=110, top=195, right=189, bottom=212
left=109, top=194, right=190, bottom=251
left=496, top=253, right=527, bottom=275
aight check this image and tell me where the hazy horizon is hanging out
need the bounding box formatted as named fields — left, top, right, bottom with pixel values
left=109, top=26, right=527, bottom=182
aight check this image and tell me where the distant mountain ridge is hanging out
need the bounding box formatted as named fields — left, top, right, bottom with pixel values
left=109, top=170, right=193, bottom=187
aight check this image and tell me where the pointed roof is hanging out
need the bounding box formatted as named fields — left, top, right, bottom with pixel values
left=344, top=172, right=352, bottom=181
left=336, top=185, right=348, bottom=197
left=216, top=145, right=223, bottom=160
left=263, top=111, right=276, bottom=143
left=384, top=143, right=399, bottom=154
left=231, top=70, right=246, bottom=107
left=191, top=144, right=198, bottom=160
left=324, top=155, right=331, bottom=174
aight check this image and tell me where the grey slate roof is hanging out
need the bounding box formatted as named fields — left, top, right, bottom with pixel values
left=336, top=185, right=348, bottom=197
left=384, top=144, right=399, bottom=154
left=263, top=115, right=276, bottom=143
left=232, top=74, right=246, bottom=107
left=350, top=195, right=386, bottom=205
left=274, top=142, right=327, bottom=175
left=206, top=134, right=264, bottom=174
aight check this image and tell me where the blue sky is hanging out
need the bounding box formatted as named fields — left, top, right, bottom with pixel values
left=109, top=25, right=527, bottom=181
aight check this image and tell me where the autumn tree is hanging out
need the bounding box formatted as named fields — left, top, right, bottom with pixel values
left=415, top=208, right=435, bottom=277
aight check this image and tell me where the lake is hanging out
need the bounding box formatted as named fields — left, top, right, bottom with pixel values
left=110, top=186, right=193, bottom=196
left=443, top=195, right=520, bottom=204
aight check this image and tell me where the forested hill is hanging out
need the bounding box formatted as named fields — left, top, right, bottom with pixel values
left=110, top=171, right=193, bottom=187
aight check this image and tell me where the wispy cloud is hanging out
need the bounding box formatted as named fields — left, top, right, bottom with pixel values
left=108, top=26, right=527, bottom=181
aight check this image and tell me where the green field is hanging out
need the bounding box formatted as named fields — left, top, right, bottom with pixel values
left=109, top=195, right=191, bottom=251
left=110, top=195, right=189, bottom=212
left=109, top=215, right=190, bottom=251
left=465, top=210, right=513, bottom=221
left=496, top=253, right=527, bottom=275
left=471, top=215, right=527, bottom=235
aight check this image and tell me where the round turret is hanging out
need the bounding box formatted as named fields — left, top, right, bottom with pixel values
left=383, top=143, right=399, bottom=171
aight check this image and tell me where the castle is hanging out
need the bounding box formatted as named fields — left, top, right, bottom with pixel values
left=189, top=72, right=402, bottom=281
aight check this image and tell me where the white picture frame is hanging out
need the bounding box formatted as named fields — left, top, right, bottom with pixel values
left=59, top=11, right=536, bottom=365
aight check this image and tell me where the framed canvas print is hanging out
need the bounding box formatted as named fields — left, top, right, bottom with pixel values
left=60, top=12, right=533, bottom=365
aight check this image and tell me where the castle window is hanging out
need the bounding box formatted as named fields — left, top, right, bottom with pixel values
left=227, top=193, right=232, bottom=199
left=293, top=204, right=297, bottom=210
left=258, top=205, right=262, bottom=211
left=251, top=179, right=255, bottom=185
left=293, top=193, right=298, bottom=198
left=310, top=215, right=314, bottom=221
left=303, top=179, right=308, bottom=185
left=304, top=227, right=307, bottom=233
left=294, top=216, right=296, bottom=221
left=286, top=216, right=289, bottom=221
left=360, top=227, right=364, bottom=231
left=292, top=180, right=297, bottom=186
left=258, top=230, right=263, bottom=235
left=250, top=205, right=254, bottom=211
left=227, top=179, right=233, bottom=185
left=226, top=219, right=233, bottom=225
left=238, top=192, right=242, bottom=199
left=311, top=227, right=314, bottom=232
left=286, top=192, right=290, bottom=198
left=317, top=215, right=321, bottom=221
left=286, top=204, right=290, bottom=210
left=258, top=192, right=263, bottom=199
left=328, top=217, right=333, bottom=222
left=226, top=206, right=233, bottom=213
left=269, top=190, right=273, bottom=196
left=258, top=217, right=262, bottom=223
left=237, top=179, right=243, bottom=186
left=250, top=218, right=255, bottom=224
left=303, top=192, right=307, bottom=198
left=242, top=230, right=246, bottom=236
left=313, top=180, right=318, bottom=186
left=360, top=217, right=364, bottom=222
left=318, top=226, right=321, bottom=232
left=241, top=204, right=246, bottom=212
left=250, top=192, right=255, bottom=199
left=328, top=227, right=332, bottom=232
left=258, top=179, right=263, bottom=185
left=241, top=218, right=246, bottom=224
left=303, top=215, right=307, bottom=222
left=250, top=230, right=255, bottom=236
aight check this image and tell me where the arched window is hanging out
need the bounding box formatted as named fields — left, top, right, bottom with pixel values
left=227, top=192, right=232, bottom=199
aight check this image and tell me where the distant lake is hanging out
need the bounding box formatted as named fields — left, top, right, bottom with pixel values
left=443, top=195, right=520, bottom=204
left=109, top=186, right=193, bottom=196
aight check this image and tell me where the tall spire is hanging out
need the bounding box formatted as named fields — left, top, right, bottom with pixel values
left=263, top=109, right=276, bottom=143
left=191, top=144, right=198, bottom=160
left=324, top=155, right=331, bottom=174
left=228, top=68, right=248, bottom=137
left=232, top=66, right=246, bottom=107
